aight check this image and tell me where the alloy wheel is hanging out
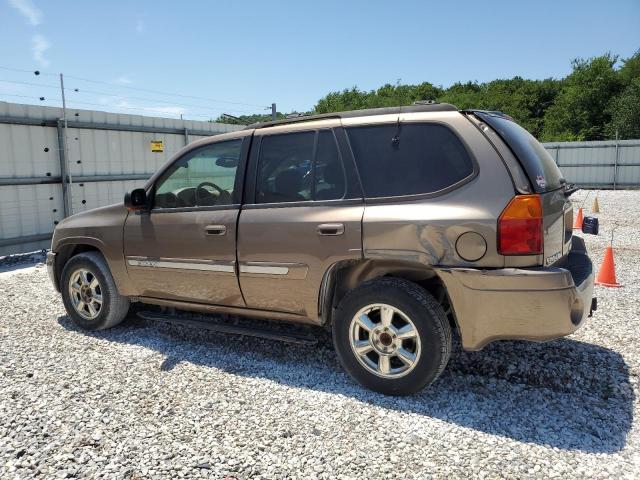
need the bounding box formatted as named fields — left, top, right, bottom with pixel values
left=348, top=303, right=421, bottom=378
left=68, top=268, right=103, bottom=320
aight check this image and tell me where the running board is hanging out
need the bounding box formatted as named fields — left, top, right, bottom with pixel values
left=136, top=310, right=318, bottom=345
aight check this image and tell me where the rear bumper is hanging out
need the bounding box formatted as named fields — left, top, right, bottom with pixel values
left=46, top=251, right=60, bottom=292
left=437, top=237, right=595, bottom=351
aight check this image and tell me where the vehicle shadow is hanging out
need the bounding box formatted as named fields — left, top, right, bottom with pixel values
left=57, top=314, right=634, bottom=454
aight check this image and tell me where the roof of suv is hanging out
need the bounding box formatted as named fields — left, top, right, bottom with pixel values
left=245, top=103, right=459, bottom=130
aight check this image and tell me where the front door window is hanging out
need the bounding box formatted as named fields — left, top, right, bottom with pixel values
left=154, top=140, right=242, bottom=208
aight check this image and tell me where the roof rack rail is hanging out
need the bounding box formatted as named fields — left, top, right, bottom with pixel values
left=245, top=103, right=458, bottom=130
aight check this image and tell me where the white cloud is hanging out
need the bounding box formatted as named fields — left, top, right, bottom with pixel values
left=99, top=98, right=186, bottom=118
left=135, top=19, right=145, bottom=34
left=114, top=76, right=132, bottom=85
left=32, top=34, right=50, bottom=67
left=8, top=0, right=43, bottom=26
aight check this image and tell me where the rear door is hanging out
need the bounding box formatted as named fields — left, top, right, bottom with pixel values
left=237, top=124, right=364, bottom=320
left=123, top=136, right=249, bottom=305
left=474, top=112, right=572, bottom=265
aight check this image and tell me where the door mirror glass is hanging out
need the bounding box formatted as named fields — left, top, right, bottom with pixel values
left=124, top=188, right=148, bottom=211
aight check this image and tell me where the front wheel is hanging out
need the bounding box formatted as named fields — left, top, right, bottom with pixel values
left=61, top=251, right=130, bottom=330
left=332, top=277, right=451, bottom=395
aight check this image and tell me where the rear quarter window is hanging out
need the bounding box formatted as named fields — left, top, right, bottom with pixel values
left=346, top=123, right=475, bottom=198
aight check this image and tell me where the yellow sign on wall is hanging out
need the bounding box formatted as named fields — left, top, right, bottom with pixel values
left=150, top=140, right=164, bottom=152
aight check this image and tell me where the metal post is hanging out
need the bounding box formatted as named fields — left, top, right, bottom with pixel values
left=613, top=130, right=619, bottom=190
left=59, top=73, right=73, bottom=215
left=56, top=120, right=71, bottom=217
left=184, top=127, right=189, bottom=146
left=271, top=103, right=277, bottom=121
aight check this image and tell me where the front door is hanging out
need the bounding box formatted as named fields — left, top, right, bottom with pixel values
left=124, top=137, right=248, bottom=306
left=237, top=127, right=364, bottom=320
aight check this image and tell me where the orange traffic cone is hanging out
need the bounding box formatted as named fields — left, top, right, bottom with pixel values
left=592, top=196, right=600, bottom=213
left=595, top=246, right=621, bottom=287
left=573, top=207, right=584, bottom=230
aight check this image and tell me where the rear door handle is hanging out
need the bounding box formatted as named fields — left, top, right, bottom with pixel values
left=317, top=223, right=344, bottom=236
left=205, top=224, right=227, bottom=235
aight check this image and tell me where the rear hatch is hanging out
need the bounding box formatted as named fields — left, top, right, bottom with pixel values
left=473, top=111, right=572, bottom=266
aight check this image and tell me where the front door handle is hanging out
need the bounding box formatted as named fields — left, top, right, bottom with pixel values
left=205, top=224, right=227, bottom=235
left=317, top=223, right=344, bottom=236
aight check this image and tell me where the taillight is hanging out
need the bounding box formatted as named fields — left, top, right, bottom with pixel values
left=498, top=194, right=543, bottom=255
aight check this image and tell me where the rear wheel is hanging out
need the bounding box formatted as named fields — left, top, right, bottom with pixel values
left=333, top=277, right=451, bottom=395
left=61, top=251, right=130, bottom=330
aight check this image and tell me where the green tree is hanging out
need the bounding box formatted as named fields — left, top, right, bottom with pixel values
left=606, top=78, right=640, bottom=138
left=475, top=77, right=560, bottom=137
left=541, top=54, right=623, bottom=141
left=617, top=50, right=640, bottom=85
left=314, top=81, right=443, bottom=113
left=604, top=51, right=640, bottom=138
left=218, top=50, right=640, bottom=140
left=436, top=81, right=483, bottom=110
left=315, top=87, right=370, bottom=113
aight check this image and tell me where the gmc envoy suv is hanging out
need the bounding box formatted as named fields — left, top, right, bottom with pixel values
left=47, top=104, right=595, bottom=395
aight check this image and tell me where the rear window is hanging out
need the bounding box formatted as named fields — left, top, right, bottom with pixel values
left=346, top=123, right=474, bottom=198
left=476, top=112, right=564, bottom=192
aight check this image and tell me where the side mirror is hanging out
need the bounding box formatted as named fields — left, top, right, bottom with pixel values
left=124, top=188, right=148, bottom=211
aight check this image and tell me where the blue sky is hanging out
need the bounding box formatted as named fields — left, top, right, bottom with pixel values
left=0, top=0, right=638, bottom=120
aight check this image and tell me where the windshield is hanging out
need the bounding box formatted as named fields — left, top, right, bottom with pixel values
left=476, top=112, right=564, bottom=192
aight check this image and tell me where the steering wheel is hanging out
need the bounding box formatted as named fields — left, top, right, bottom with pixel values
left=195, top=181, right=231, bottom=206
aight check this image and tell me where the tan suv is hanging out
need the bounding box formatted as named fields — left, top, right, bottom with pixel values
left=47, top=104, right=595, bottom=395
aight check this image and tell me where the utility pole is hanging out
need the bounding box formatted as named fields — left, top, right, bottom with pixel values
left=59, top=73, right=73, bottom=216
left=271, top=103, right=277, bottom=121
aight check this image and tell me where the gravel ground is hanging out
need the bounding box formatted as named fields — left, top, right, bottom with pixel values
left=1, top=189, right=639, bottom=479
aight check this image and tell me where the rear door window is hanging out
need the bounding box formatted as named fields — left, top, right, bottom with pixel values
left=346, top=123, right=474, bottom=198
left=257, top=132, right=314, bottom=203
left=256, top=130, right=346, bottom=203
left=475, top=112, right=564, bottom=192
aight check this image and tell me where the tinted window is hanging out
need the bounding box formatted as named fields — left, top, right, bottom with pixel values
left=154, top=140, right=241, bottom=208
left=315, top=130, right=345, bottom=200
left=476, top=112, right=564, bottom=192
left=257, top=132, right=314, bottom=203
left=346, top=123, right=474, bottom=198
left=256, top=130, right=346, bottom=203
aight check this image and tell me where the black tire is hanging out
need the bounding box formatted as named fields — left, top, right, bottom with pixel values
left=332, top=277, right=451, bottom=395
left=61, top=251, right=130, bottom=330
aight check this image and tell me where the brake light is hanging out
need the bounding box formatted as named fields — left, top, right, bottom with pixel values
left=498, top=194, right=543, bottom=255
